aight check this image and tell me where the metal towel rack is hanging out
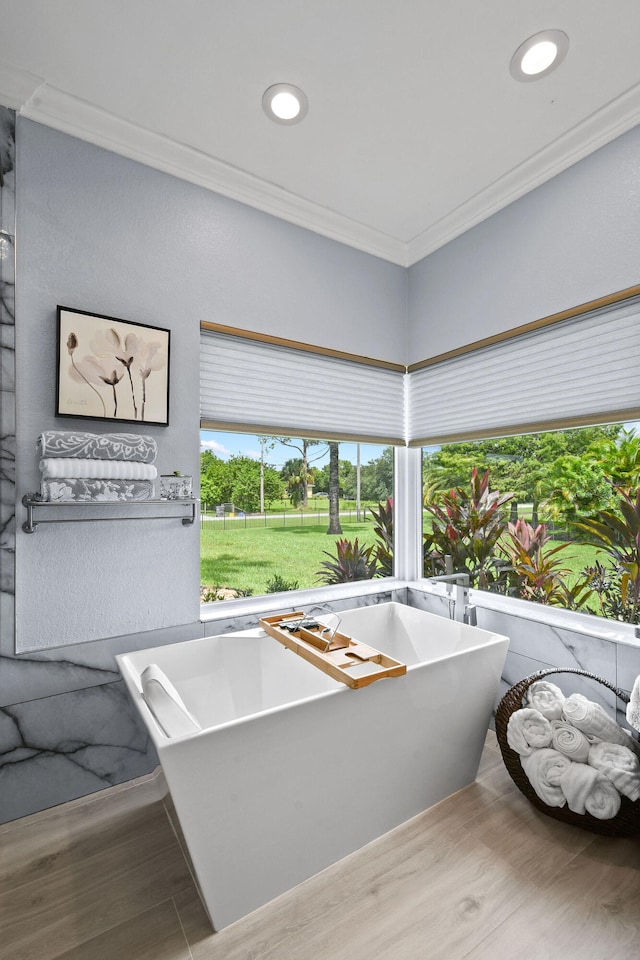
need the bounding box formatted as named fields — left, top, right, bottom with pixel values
left=21, top=494, right=197, bottom=534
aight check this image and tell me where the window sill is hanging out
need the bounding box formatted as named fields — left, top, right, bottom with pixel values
left=198, top=576, right=640, bottom=651
left=414, top=579, right=640, bottom=649
left=199, top=577, right=409, bottom=626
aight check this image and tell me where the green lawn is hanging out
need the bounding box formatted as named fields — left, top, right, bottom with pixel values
left=200, top=520, right=379, bottom=595
left=200, top=519, right=613, bottom=612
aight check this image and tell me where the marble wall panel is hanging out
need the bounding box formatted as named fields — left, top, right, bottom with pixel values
left=0, top=678, right=158, bottom=822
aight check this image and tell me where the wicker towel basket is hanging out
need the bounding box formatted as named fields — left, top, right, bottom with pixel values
left=495, top=667, right=640, bottom=837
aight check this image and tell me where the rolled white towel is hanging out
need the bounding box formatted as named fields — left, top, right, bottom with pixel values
left=507, top=708, right=553, bottom=757
left=526, top=680, right=565, bottom=720
left=559, top=761, right=621, bottom=820
left=550, top=719, right=591, bottom=763
left=626, top=675, right=640, bottom=733
left=40, top=457, right=157, bottom=480
left=562, top=693, right=639, bottom=755
left=521, top=748, right=570, bottom=807
left=141, top=664, right=201, bottom=739
left=588, top=741, right=640, bottom=802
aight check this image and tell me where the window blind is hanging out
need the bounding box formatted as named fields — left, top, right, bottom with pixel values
left=408, top=296, right=640, bottom=445
left=200, top=327, right=406, bottom=444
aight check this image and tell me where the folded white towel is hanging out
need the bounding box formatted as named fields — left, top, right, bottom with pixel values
left=588, top=740, right=640, bottom=801
left=559, top=761, right=621, bottom=819
left=507, top=708, right=553, bottom=757
left=550, top=719, right=591, bottom=763
left=627, top=675, right=640, bottom=733
left=39, top=457, right=157, bottom=481
left=521, top=748, right=570, bottom=807
left=140, top=664, right=201, bottom=739
left=526, top=680, right=565, bottom=720
left=38, top=430, right=157, bottom=463
left=562, top=693, right=638, bottom=755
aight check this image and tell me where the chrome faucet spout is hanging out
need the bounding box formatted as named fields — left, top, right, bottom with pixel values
left=428, top=573, right=476, bottom=624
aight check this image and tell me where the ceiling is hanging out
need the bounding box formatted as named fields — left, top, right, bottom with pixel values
left=2, top=0, right=640, bottom=266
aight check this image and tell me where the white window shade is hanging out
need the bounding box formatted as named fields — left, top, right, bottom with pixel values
left=408, top=297, right=640, bottom=446
left=201, top=328, right=406, bottom=443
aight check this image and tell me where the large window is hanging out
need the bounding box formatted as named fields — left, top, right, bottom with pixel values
left=200, top=430, right=395, bottom=602
left=422, top=422, right=640, bottom=624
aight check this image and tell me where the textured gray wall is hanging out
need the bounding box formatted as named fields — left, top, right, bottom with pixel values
left=14, top=119, right=406, bottom=649
left=407, top=122, right=640, bottom=362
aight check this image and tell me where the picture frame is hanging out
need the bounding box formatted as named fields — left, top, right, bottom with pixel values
left=56, top=306, right=170, bottom=426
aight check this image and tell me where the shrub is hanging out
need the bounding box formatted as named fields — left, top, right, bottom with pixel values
left=266, top=574, right=300, bottom=593
left=576, top=487, right=640, bottom=623
left=316, top=537, right=377, bottom=584
left=423, top=467, right=513, bottom=589
left=369, top=498, right=393, bottom=578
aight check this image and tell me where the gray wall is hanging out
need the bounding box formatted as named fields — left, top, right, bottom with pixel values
left=15, top=119, right=407, bottom=649
left=407, top=122, right=640, bottom=361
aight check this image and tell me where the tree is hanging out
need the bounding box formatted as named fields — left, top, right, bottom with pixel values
left=538, top=455, right=613, bottom=526
left=360, top=446, right=394, bottom=502
left=268, top=437, right=327, bottom=506
left=327, top=441, right=342, bottom=535
left=422, top=426, right=623, bottom=523
left=587, top=428, right=640, bottom=492
left=220, top=455, right=283, bottom=512
left=200, top=451, right=228, bottom=506
left=280, top=457, right=306, bottom=506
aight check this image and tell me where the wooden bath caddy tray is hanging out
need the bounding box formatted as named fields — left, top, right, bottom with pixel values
left=259, top=612, right=406, bottom=689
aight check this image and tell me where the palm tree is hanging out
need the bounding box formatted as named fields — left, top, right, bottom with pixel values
left=327, top=441, right=342, bottom=535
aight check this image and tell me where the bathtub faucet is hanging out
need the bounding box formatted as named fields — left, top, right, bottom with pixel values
left=428, top=572, right=477, bottom=625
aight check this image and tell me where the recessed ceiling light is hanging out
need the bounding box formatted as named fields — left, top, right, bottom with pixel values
left=510, top=30, right=569, bottom=82
left=262, top=83, right=308, bottom=124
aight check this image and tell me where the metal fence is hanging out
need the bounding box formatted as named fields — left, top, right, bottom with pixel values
left=200, top=503, right=371, bottom=530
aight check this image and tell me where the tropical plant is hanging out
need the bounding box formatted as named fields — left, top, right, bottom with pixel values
left=369, top=498, right=393, bottom=578
left=576, top=487, right=640, bottom=623
left=423, top=468, right=513, bottom=589
left=316, top=538, right=377, bottom=584
left=501, top=520, right=591, bottom=608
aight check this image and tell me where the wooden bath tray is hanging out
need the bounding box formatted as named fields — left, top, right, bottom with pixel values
left=259, top=612, right=406, bottom=689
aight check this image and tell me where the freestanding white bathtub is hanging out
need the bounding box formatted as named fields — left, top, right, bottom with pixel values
left=117, top=601, right=508, bottom=931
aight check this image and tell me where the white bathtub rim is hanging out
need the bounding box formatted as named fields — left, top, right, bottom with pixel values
left=118, top=629, right=509, bottom=748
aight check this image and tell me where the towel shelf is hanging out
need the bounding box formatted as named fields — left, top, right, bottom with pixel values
left=21, top=494, right=197, bottom=533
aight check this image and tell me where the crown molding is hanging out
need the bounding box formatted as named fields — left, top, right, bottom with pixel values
left=20, top=83, right=408, bottom=266
left=0, top=61, right=43, bottom=110
left=6, top=67, right=640, bottom=269
left=406, top=80, right=640, bottom=266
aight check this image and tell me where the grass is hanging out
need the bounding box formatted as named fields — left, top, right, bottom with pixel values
left=200, top=520, right=379, bottom=595
left=200, top=518, right=614, bottom=616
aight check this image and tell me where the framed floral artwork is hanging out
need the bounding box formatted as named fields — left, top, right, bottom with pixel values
left=56, top=306, right=170, bottom=425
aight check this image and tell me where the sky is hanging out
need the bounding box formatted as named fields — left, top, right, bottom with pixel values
left=200, top=431, right=389, bottom=468
left=201, top=422, right=640, bottom=470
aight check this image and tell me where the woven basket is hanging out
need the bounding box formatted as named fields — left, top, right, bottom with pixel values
left=495, top=667, right=640, bottom=836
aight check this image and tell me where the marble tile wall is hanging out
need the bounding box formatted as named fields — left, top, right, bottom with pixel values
left=407, top=586, right=640, bottom=729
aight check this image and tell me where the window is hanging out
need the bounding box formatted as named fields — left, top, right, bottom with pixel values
left=200, top=430, right=395, bottom=602
left=422, top=422, right=640, bottom=624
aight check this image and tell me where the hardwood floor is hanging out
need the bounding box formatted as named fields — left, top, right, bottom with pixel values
left=2, top=734, right=639, bottom=960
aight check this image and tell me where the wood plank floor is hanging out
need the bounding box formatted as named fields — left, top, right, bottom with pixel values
left=2, top=733, right=639, bottom=960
